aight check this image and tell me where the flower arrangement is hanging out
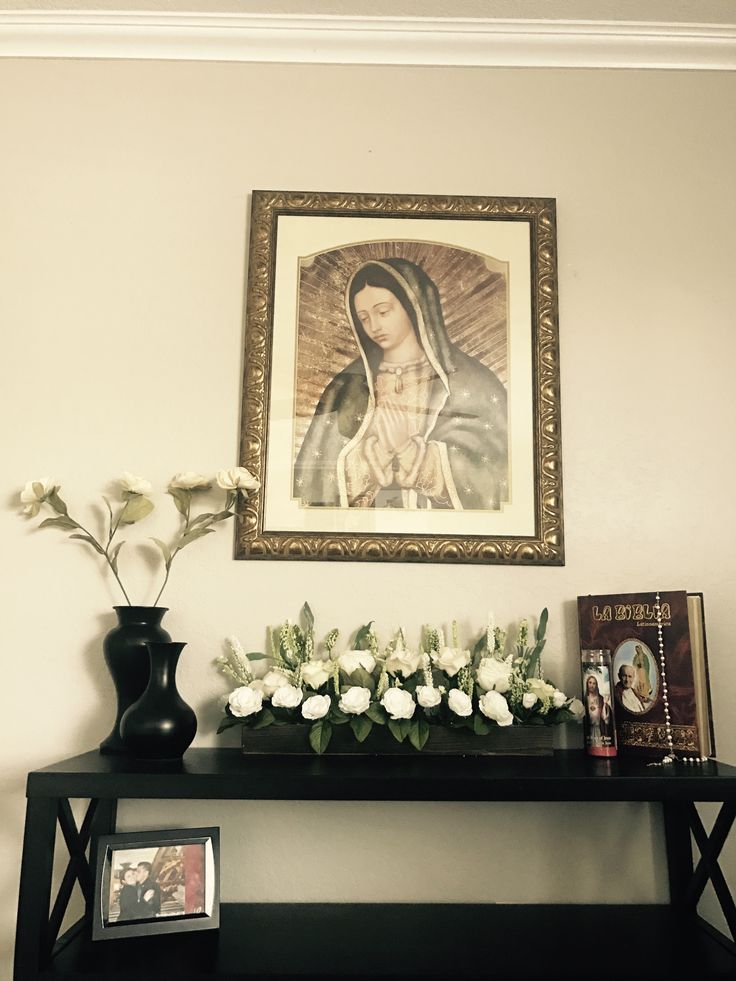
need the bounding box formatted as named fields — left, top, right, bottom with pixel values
left=19, top=468, right=259, bottom=605
left=217, top=604, right=583, bottom=754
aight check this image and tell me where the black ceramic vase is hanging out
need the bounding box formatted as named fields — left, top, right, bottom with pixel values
left=120, top=642, right=197, bottom=760
left=99, top=606, right=171, bottom=755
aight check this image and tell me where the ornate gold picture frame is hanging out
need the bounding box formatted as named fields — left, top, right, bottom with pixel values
left=236, top=190, right=563, bottom=565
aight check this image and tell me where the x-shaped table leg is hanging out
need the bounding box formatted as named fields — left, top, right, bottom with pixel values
left=684, top=801, right=736, bottom=942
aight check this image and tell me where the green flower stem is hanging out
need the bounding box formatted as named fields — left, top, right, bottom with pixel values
left=73, top=516, right=133, bottom=606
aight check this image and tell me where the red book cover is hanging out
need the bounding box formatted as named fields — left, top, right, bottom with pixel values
left=577, top=590, right=700, bottom=758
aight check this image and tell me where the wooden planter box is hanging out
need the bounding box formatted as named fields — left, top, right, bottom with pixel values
left=241, top=723, right=553, bottom=757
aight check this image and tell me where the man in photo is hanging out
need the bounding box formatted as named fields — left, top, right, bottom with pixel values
left=135, top=861, right=161, bottom=918
left=614, top=663, right=648, bottom=714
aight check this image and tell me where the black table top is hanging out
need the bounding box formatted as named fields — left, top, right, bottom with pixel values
left=26, top=748, right=736, bottom=802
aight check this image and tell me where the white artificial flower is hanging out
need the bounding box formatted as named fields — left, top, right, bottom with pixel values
left=271, top=684, right=304, bottom=709
left=228, top=686, right=263, bottom=718
left=528, top=677, right=556, bottom=700
left=476, top=655, right=513, bottom=693
left=119, top=472, right=152, bottom=496
left=338, top=686, right=371, bottom=715
left=20, top=476, right=58, bottom=514
left=431, top=647, right=471, bottom=679
left=216, top=467, right=260, bottom=495
left=479, top=690, right=514, bottom=726
left=302, top=660, right=331, bottom=690
left=381, top=687, right=416, bottom=720
left=552, top=690, right=567, bottom=708
left=337, top=650, right=376, bottom=675
left=248, top=679, right=267, bottom=695
left=448, top=688, right=473, bottom=717
left=262, top=670, right=291, bottom=698
left=522, top=692, right=539, bottom=709
left=302, top=694, right=331, bottom=721
left=385, top=641, right=421, bottom=678
left=569, top=698, right=585, bottom=721
left=416, top=686, right=442, bottom=709
left=169, top=471, right=211, bottom=490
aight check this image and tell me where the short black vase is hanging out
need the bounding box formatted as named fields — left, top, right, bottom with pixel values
left=99, top=606, right=171, bottom=755
left=120, top=641, right=197, bottom=761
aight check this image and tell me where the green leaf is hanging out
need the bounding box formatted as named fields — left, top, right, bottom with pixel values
left=350, top=715, right=373, bottom=743
left=536, top=607, right=549, bottom=642
left=409, top=715, right=430, bottom=751
left=251, top=708, right=275, bottom=730
left=472, top=634, right=487, bottom=658
left=353, top=622, right=374, bottom=650
left=109, top=541, right=125, bottom=575
left=329, top=707, right=350, bottom=725
left=216, top=716, right=242, bottom=734
left=150, top=537, right=171, bottom=567
left=346, top=666, right=376, bottom=692
left=309, top=719, right=333, bottom=754
left=388, top=718, right=407, bottom=743
left=47, top=489, right=68, bottom=515
left=168, top=486, right=190, bottom=516
left=39, top=515, right=78, bottom=532
left=177, top=526, right=215, bottom=550
left=189, top=512, right=215, bottom=528
left=473, top=713, right=492, bottom=736
left=365, top=703, right=388, bottom=726
left=119, top=495, right=154, bottom=525
left=302, top=602, right=314, bottom=633
left=210, top=510, right=235, bottom=523
left=246, top=651, right=269, bottom=661
left=551, top=708, right=575, bottom=724
left=69, top=533, right=105, bottom=555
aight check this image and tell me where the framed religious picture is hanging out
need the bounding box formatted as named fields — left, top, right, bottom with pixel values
left=91, top=828, right=220, bottom=941
left=237, top=190, right=563, bottom=565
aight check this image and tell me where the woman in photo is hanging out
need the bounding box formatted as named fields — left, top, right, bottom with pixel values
left=293, top=257, right=508, bottom=511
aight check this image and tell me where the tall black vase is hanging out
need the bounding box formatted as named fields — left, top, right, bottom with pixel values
left=120, top=642, right=197, bottom=761
left=99, top=606, right=170, bottom=755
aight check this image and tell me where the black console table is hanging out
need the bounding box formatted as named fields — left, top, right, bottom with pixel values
left=14, top=749, right=736, bottom=979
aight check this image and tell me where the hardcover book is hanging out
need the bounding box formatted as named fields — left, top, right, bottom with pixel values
left=576, top=590, right=714, bottom=759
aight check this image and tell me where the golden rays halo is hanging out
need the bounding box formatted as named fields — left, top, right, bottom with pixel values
left=294, top=240, right=507, bottom=459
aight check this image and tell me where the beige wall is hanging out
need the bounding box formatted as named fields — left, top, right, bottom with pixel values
left=1, top=58, right=735, bottom=975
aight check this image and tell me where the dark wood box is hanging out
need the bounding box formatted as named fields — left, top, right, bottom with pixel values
left=241, top=723, right=554, bottom=756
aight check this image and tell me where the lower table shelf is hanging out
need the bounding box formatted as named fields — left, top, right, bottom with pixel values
left=46, top=902, right=736, bottom=979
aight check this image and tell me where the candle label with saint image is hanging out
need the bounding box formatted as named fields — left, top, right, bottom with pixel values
left=581, top=649, right=617, bottom=757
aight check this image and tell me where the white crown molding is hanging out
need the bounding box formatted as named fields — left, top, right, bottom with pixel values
left=1, top=12, right=735, bottom=70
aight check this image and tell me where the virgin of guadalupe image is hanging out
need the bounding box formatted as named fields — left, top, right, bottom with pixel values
left=293, top=257, right=508, bottom=510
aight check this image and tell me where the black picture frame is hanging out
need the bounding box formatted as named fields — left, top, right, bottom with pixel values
left=91, top=827, right=220, bottom=941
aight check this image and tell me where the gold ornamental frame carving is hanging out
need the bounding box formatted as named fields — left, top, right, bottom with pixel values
left=236, top=190, right=564, bottom=565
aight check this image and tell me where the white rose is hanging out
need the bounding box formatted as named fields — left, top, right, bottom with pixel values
left=337, top=650, right=376, bottom=675
left=476, top=656, right=513, bottom=694
left=248, top=680, right=267, bottom=696
left=119, top=471, right=152, bottom=495
left=431, top=647, right=471, bottom=679
left=216, top=467, right=260, bottom=495
left=302, top=694, right=331, bottom=721
left=416, top=686, right=442, bottom=709
left=228, top=686, right=263, bottom=718
left=381, top=687, right=416, bottom=720
left=385, top=644, right=421, bottom=678
left=169, top=471, right=211, bottom=490
left=479, top=690, right=514, bottom=726
left=262, top=670, right=290, bottom=697
left=20, top=476, right=58, bottom=514
left=569, top=697, right=585, bottom=721
left=338, top=686, right=371, bottom=715
left=302, top=660, right=331, bottom=690
left=448, top=689, right=473, bottom=717
left=271, top=684, right=304, bottom=709
left=528, top=677, right=556, bottom=700
left=552, top=690, right=567, bottom=708
left=522, top=692, right=539, bottom=709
